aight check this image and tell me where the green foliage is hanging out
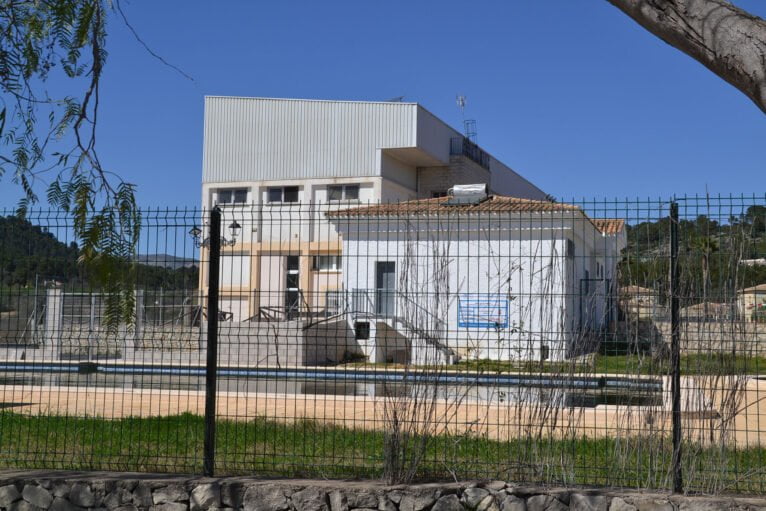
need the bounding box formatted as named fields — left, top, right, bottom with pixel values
left=0, top=214, right=197, bottom=292
left=1, top=1, right=141, bottom=332
left=619, top=208, right=766, bottom=302
left=0, top=215, right=81, bottom=287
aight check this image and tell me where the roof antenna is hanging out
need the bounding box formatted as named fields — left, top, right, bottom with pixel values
left=456, top=95, right=477, bottom=142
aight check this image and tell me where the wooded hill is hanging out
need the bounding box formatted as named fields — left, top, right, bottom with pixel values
left=619, top=205, right=766, bottom=301
left=0, top=215, right=198, bottom=290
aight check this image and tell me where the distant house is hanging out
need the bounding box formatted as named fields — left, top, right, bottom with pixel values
left=738, top=284, right=766, bottom=323
left=680, top=302, right=732, bottom=322
left=327, top=191, right=626, bottom=364
left=619, top=285, right=659, bottom=319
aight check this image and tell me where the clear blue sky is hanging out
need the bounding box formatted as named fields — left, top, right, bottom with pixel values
left=3, top=0, right=766, bottom=208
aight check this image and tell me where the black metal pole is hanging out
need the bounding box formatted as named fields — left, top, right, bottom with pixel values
left=203, top=207, right=221, bottom=477
left=669, top=200, right=683, bottom=493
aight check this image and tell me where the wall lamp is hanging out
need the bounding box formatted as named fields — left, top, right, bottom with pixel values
left=189, top=221, right=241, bottom=248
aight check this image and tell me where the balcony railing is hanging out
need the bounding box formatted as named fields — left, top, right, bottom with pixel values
left=450, top=137, right=490, bottom=169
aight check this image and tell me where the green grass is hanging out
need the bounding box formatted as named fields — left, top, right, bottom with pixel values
left=350, top=353, right=766, bottom=376
left=1, top=412, right=766, bottom=493
left=592, top=353, right=766, bottom=376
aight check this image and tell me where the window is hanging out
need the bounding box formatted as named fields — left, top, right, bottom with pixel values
left=215, top=188, right=248, bottom=205
left=312, top=255, right=342, bottom=271
left=354, top=321, right=370, bottom=340
left=328, top=184, right=360, bottom=201
left=268, top=186, right=299, bottom=203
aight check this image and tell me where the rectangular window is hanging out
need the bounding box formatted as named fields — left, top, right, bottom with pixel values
left=286, top=255, right=300, bottom=271
left=268, top=188, right=282, bottom=203
left=328, top=184, right=360, bottom=202
left=215, top=188, right=248, bottom=205
left=345, top=184, right=359, bottom=200
left=328, top=186, right=343, bottom=202
left=284, top=186, right=299, bottom=202
left=218, top=190, right=232, bottom=204
left=233, top=189, right=248, bottom=203
left=312, top=255, right=342, bottom=271
left=268, top=186, right=300, bottom=203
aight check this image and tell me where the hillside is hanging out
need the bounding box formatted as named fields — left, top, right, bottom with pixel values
left=0, top=215, right=198, bottom=290
left=138, top=254, right=197, bottom=270
left=0, top=215, right=80, bottom=287
left=619, top=206, right=766, bottom=299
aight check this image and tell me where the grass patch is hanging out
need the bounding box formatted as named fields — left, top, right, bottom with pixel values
left=592, top=353, right=766, bottom=376
left=1, top=412, right=765, bottom=493
left=411, top=353, right=766, bottom=376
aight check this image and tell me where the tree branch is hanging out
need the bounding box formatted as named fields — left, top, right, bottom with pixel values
left=607, top=0, right=766, bottom=114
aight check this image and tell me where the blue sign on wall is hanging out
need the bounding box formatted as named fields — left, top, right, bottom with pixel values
left=458, top=294, right=509, bottom=328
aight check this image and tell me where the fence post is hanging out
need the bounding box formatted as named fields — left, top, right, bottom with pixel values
left=669, top=200, right=683, bottom=493
left=203, top=207, right=221, bottom=477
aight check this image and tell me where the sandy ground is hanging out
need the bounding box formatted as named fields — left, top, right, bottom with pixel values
left=2, top=375, right=765, bottom=447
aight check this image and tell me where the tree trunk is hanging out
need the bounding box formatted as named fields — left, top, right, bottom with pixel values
left=607, top=0, right=766, bottom=114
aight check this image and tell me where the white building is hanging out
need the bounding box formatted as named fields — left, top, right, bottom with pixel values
left=327, top=192, right=626, bottom=364
left=201, top=97, right=547, bottom=322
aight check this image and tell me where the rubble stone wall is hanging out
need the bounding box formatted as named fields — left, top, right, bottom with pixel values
left=1, top=472, right=765, bottom=511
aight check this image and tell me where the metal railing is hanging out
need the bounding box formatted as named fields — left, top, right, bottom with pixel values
left=0, top=195, right=765, bottom=494
left=450, top=136, right=491, bottom=169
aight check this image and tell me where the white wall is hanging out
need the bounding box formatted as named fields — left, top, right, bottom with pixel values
left=337, top=217, right=570, bottom=361
left=220, top=253, right=250, bottom=287
left=203, top=178, right=383, bottom=244
left=334, top=213, right=622, bottom=362
left=380, top=152, right=417, bottom=190
left=415, top=106, right=461, bottom=163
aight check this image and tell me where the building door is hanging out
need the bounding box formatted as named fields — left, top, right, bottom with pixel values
left=285, top=255, right=300, bottom=319
left=375, top=261, right=396, bottom=317
left=258, top=254, right=284, bottom=316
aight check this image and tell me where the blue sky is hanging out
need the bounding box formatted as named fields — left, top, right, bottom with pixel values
left=3, top=0, right=766, bottom=208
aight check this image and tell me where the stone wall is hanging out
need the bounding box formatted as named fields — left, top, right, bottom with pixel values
left=2, top=472, right=766, bottom=511
left=4, top=318, right=360, bottom=367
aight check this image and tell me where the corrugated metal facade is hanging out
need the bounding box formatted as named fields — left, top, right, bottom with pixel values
left=203, top=97, right=418, bottom=183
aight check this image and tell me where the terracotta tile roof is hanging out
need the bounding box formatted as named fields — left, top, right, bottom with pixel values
left=592, top=219, right=625, bottom=235
left=326, top=195, right=625, bottom=235
left=326, top=195, right=579, bottom=217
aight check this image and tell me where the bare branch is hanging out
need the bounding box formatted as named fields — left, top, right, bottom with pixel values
left=607, top=0, right=766, bottom=114
left=115, top=0, right=195, bottom=82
